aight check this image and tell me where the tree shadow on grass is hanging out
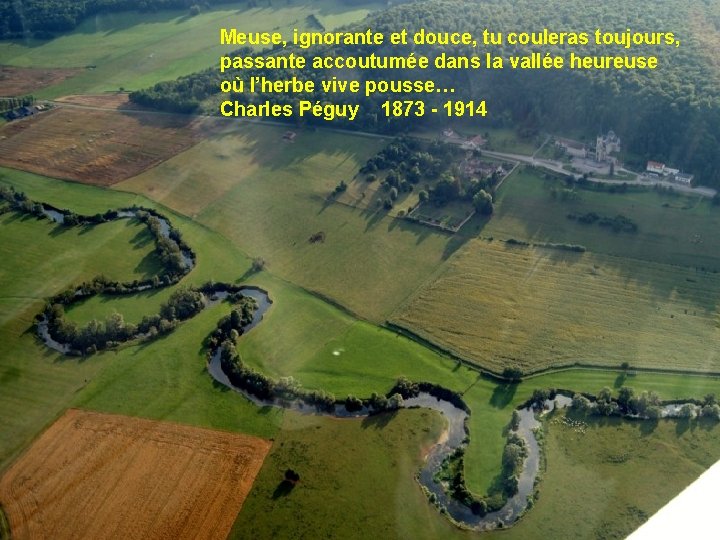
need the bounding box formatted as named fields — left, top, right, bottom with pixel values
left=361, top=410, right=398, bottom=429
left=77, top=223, right=96, bottom=236
left=272, top=480, right=296, bottom=499
left=210, top=377, right=231, bottom=393
left=363, top=208, right=386, bottom=232
left=676, top=418, right=692, bottom=436
left=489, top=383, right=518, bottom=409
left=637, top=417, right=659, bottom=436
left=48, top=223, right=70, bottom=237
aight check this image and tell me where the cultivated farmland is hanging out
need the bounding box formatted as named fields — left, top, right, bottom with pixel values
left=0, top=108, right=221, bottom=185
left=55, top=93, right=145, bottom=110
left=393, top=240, right=720, bottom=374
left=0, top=409, right=271, bottom=540
left=0, top=66, right=80, bottom=96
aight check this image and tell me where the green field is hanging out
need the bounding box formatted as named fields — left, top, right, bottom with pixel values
left=500, top=410, right=720, bottom=539
left=231, top=408, right=468, bottom=540
left=3, top=168, right=720, bottom=538
left=115, top=122, right=468, bottom=322
left=0, top=168, right=281, bottom=471
left=0, top=1, right=379, bottom=98
left=392, top=240, right=720, bottom=374
left=230, top=406, right=720, bottom=540
left=0, top=210, right=156, bottom=468
left=0, top=210, right=162, bottom=327
left=485, top=167, right=720, bottom=270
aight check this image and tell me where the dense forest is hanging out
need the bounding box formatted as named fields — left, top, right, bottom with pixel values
left=130, top=0, right=720, bottom=187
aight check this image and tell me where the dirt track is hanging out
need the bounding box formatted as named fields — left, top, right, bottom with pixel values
left=0, top=409, right=272, bottom=540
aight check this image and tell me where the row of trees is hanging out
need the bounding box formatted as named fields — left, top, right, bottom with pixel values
left=46, top=287, right=205, bottom=354
left=0, top=0, right=237, bottom=38
left=0, top=96, right=35, bottom=113
left=571, top=387, right=720, bottom=420
left=139, top=212, right=188, bottom=274
left=1, top=186, right=194, bottom=281
left=566, top=212, right=638, bottom=233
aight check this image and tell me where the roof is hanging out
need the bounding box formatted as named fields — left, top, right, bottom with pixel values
left=647, top=161, right=665, bottom=169
left=557, top=138, right=584, bottom=150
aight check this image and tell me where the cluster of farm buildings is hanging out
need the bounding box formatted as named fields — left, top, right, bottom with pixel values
left=644, top=161, right=694, bottom=185
left=3, top=104, right=46, bottom=121
left=556, top=130, right=695, bottom=186
left=556, top=130, right=622, bottom=164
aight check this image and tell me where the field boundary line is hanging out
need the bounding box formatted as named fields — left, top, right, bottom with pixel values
left=0, top=503, right=10, bottom=540
left=384, top=321, right=720, bottom=384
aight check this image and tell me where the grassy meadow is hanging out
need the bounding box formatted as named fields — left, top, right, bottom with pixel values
left=0, top=1, right=379, bottom=98
left=393, top=240, right=720, bottom=374
left=497, top=410, right=720, bottom=539
left=3, top=168, right=720, bottom=539
left=0, top=211, right=161, bottom=326
left=231, top=409, right=468, bottom=540
left=486, top=167, right=720, bottom=270
left=0, top=168, right=281, bottom=471
left=115, top=122, right=469, bottom=322
left=230, top=406, right=720, bottom=540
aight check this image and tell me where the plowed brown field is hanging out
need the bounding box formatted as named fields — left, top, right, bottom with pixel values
left=0, top=107, right=222, bottom=185
left=0, top=409, right=272, bottom=540
left=55, top=93, right=145, bottom=110
left=0, top=66, right=81, bottom=96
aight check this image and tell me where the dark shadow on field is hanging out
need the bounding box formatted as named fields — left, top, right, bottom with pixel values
left=363, top=208, right=385, bottom=231
left=361, top=410, right=398, bottom=429
left=1, top=211, right=25, bottom=225
left=272, top=480, right=295, bottom=499
left=236, top=267, right=260, bottom=283
left=130, top=329, right=173, bottom=355
left=676, top=417, right=691, bottom=436
left=489, top=383, right=518, bottom=409
left=134, top=251, right=164, bottom=278
left=0, top=366, right=20, bottom=385
left=317, top=195, right=336, bottom=214
left=211, top=377, right=231, bottom=392
left=581, top=413, right=618, bottom=430
left=48, top=223, right=69, bottom=237
left=77, top=223, right=96, bottom=235
left=129, top=222, right=155, bottom=249
left=637, top=417, right=658, bottom=435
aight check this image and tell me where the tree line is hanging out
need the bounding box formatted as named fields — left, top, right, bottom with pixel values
left=0, top=96, right=35, bottom=113
left=0, top=0, right=243, bottom=38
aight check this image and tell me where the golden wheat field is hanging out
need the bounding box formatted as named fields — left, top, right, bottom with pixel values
left=0, top=409, right=272, bottom=540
